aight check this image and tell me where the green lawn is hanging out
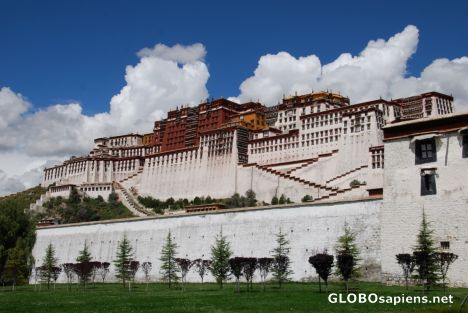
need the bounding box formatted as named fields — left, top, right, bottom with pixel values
left=1, top=282, right=467, bottom=313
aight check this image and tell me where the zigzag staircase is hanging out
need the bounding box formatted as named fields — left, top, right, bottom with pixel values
left=113, top=181, right=154, bottom=217
left=245, top=149, right=367, bottom=203
left=326, top=165, right=369, bottom=185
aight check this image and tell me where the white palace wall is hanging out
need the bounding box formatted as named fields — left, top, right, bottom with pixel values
left=32, top=199, right=382, bottom=284
left=381, top=132, right=468, bottom=287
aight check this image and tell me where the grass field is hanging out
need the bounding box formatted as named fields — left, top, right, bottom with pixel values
left=1, top=282, right=467, bottom=313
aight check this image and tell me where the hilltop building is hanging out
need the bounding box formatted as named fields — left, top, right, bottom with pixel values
left=37, top=91, right=454, bottom=216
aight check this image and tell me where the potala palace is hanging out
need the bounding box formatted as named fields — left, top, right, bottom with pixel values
left=31, top=90, right=468, bottom=286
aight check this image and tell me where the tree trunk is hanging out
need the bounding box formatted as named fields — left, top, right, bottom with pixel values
left=318, top=276, right=322, bottom=293
left=345, top=280, right=349, bottom=294
left=325, top=279, right=328, bottom=293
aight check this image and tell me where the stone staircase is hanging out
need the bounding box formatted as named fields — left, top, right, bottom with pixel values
left=307, top=183, right=366, bottom=203
left=257, top=150, right=339, bottom=175
left=30, top=192, right=52, bottom=212
left=119, top=166, right=144, bottom=183
left=250, top=160, right=367, bottom=203
left=325, top=165, right=369, bottom=185
left=113, top=182, right=154, bottom=217
left=255, top=164, right=339, bottom=193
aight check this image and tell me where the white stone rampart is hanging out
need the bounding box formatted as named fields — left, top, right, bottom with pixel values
left=32, top=199, right=382, bottom=283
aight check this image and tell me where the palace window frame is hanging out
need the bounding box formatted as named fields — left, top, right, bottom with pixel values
left=415, top=138, right=437, bottom=164
left=420, top=169, right=437, bottom=196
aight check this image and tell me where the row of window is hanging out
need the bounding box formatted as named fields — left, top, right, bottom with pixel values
left=250, top=136, right=298, bottom=148
left=80, top=186, right=112, bottom=192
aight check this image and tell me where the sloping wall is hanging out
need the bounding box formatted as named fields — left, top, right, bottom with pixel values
left=32, top=199, right=382, bottom=283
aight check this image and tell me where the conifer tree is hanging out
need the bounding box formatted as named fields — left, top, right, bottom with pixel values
left=336, top=223, right=361, bottom=278
left=114, top=234, right=133, bottom=288
left=413, top=211, right=439, bottom=293
left=75, top=241, right=93, bottom=288
left=210, top=229, right=232, bottom=289
left=159, top=230, right=179, bottom=288
left=41, top=243, right=58, bottom=289
left=271, top=229, right=293, bottom=288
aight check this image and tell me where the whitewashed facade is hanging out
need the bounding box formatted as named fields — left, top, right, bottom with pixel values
left=381, top=112, right=468, bottom=287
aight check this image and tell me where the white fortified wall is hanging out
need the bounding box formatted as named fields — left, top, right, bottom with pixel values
left=32, top=199, right=382, bottom=283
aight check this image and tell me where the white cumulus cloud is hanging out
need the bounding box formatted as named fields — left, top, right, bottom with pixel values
left=233, top=25, right=468, bottom=111
left=137, top=43, right=206, bottom=63
left=0, top=43, right=210, bottom=195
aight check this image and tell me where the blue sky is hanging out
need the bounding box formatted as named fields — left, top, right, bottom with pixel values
left=1, top=0, right=467, bottom=115
left=1, top=0, right=468, bottom=195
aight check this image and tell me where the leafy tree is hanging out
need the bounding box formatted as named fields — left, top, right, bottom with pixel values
left=242, top=257, right=257, bottom=290
left=40, top=243, right=58, bottom=289
left=278, top=194, right=286, bottom=205
left=90, top=261, right=101, bottom=285
left=43, top=194, right=133, bottom=224
left=210, top=230, right=232, bottom=289
left=224, top=193, right=241, bottom=208
left=114, top=234, right=133, bottom=288
left=271, top=229, right=293, bottom=288
left=68, top=187, right=81, bottom=205
left=128, top=261, right=140, bottom=291
left=3, top=238, right=30, bottom=290
left=193, top=259, right=211, bottom=285
left=166, top=197, right=175, bottom=210
left=245, top=189, right=257, bottom=207
left=257, top=257, right=273, bottom=291
left=141, top=261, right=152, bottom=291
left=271, top=196, right=279, bottom=205
left=337, top=254, right=354, bottom=293
left=434, top=252, right=458, bottom=294
left=98, top=262, right=110, bottom=283
left=205, top=196, right=212, bottom=204
left=175, top=258, right=192, bottom=290
left=0, top=198, right=36, bottom=283
left=395, top=253, right=415, bottom=290
left=229, top=257, right=244, bottom=293
left=193, top=197, right=202, bottom=205
left=413, top=212, right=439, bottom=292
left=349, top=179, right=361, bottom=187
left=336, top=223, right=360, bottom=278
left=309, top=253, right=334, bottom=292
left=61, top=263, right=75, bottom=291
left=52, top=266, right=62, bottom=290
left=160, top=231, right=179, bottom=288
left=301, top=195, right=313, bottom=202
left=75, top=241, right=93, bottom=288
